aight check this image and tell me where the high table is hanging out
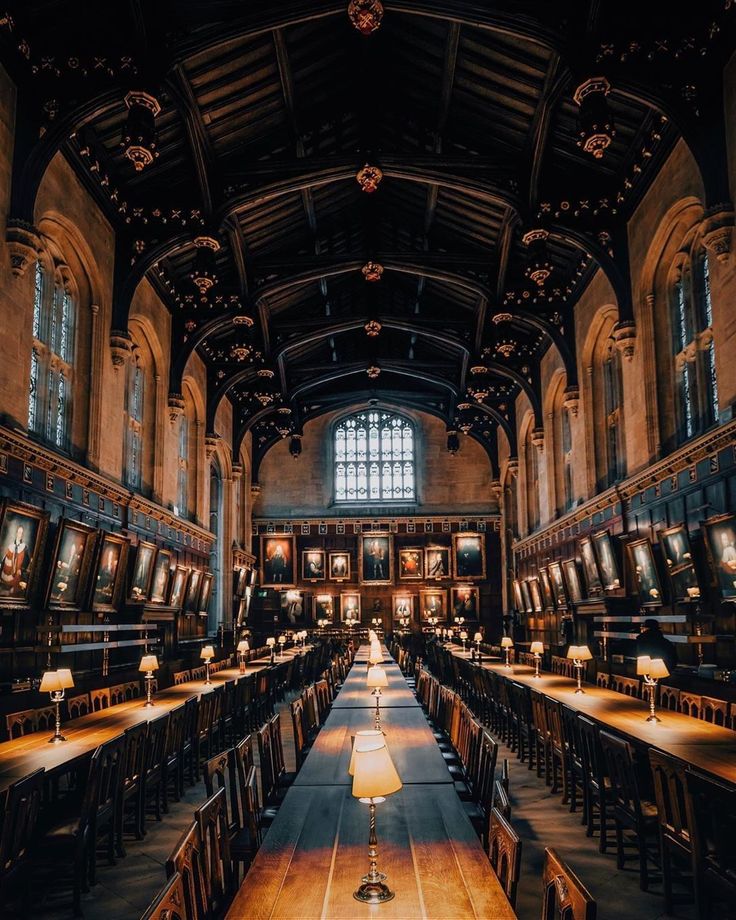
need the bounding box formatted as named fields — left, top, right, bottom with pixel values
left=226, top=645, right=515, bottom=919
left=446, top=644, right=736, bottom=786
left=0, top=648, right=303, bottom=795
left=332, top=660, right=419, bottom=709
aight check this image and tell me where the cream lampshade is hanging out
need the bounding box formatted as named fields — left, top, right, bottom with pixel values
left=576, top=645, right=592, bottom=661
left=266, top=637, right=276, bottom=648
left=636, top=655, right=652, bottom=676
left=237, top=639, right=249, bottom=653
left=474, top=632, right=483, bottom=643
left=350, top=732, right=402, bottom=798
left=648, top=658, right=669, bottom=680
left=367, top=666, right=388, bottom=689
left=278, top=635, right=286, bottom=644
left=40, top=669, right=75, bottom=693
left=530, top=641, right=544, bottom=655
left=368, top=648, right=382, bottom=666
left=139, top=654, right=159, bottom=672
left=460, top=630, right=468, bottom=641
left=501, top=637, right=514, bottom=649
left=200, top=645, right=215, bottom=661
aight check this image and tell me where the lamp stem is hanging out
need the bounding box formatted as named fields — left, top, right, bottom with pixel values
left=49, top=691, right=66, bottom=743
left=504, top=649, right=511, bottom=669
left=374, top=691, right=382, bottom=732
left=367, top=802, right=379, bottom=881
left=645, top=678, right=660, bottom=722
left=574, top=661, right=585, bottom=693
left=534, top=655, right=541, bottom=679
left=144, top=673, right=154, bottom=707
left=205, top=661, right=211, bottom=685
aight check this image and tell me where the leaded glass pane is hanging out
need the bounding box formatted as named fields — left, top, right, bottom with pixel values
left=334, top=411, right=415, bottom=503
left=55, top=373, right=66, bottom=446
left=28, top=349, right=39, bottom=432
left=33, top=262, right=42, bottom=339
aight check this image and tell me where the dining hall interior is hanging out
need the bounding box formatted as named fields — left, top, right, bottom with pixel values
left=0, top=1, right=736, bottom=918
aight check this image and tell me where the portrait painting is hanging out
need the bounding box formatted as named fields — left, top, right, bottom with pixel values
left=579, top=537, right=603, bottom=595
left=260, top=536, right=295, bottom=588
left=169, top=565, right=189, bottom=610
left=340, top=592, right=361, bottom=621
left=520, top=578, right=533, bottom=613
left=301, top=549, right=326, bottom=582
left=398, top=548, right=423, bottom=580
left=392, top=593, right=414, bottom=622
left=539, top=568, right=555, bottom=609
left=128, top=541, right=158, bottom=603
left=547, top=562, right=567, bottom=607
left=425, top=546, right=450, bottom=580
left=149, top=549, right=172, bottom=604
left=92, top=531, right=129, bottom=613
left=660, top=524, right=700, bottom=602
left=234, top=567, right=248, bottom=597
left=315, top=594, right=335, bottom=622
left=703, top=514, right=736, bottom=600
left=562, top=559, right=584, bottom=604
left=627, top=538, right=663, bottom=607
left=328, top=551, right=351, bottom=580
left=452, top=534, right=486, bottom=580
left=529, top=577, right=543, bottom=613
left=198, top=572, right=213, bottom=616
left=512, top=579, right=524, bottom=612
left=0, top=499, right=49, bottom=609
left=46, top=518, right=96, bottom=610
left=282, top=590, right=304, bottom=625
left=183, top=568, right=203, bottom=615
left=420, top=588, right=447, bottom=622
left=451, top=586, right=479, bottom=620
left=359, top=534, right=393, bottom=585
left=592, top=530, right=621, bottom=591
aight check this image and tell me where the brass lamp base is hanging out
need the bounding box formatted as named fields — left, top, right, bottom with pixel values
left=48, top=733, right=66, bottom=743
left=645, top=713, right=661, bottom=723
left=354, top=877, right=394, bottom=904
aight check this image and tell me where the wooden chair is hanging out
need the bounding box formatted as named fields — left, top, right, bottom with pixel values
left=487, top=807, right=522, bottom=910
left=191, top=666, right=206, bottom=681
left=140, top=712, right=170, bottom=833
left=90, top=687, right=111, bottom=712
left=66, top=692, right=91, bottom=720
left=494, top=779, right=511, bottom=821
left=680, top=691, right=702, bottom=719
left=166, top=822, right=207, bottom=920
left=163, top=703, right=187, bottom=811
left=314, top=678, right=331, bottom=723
left=501, top=757, right=510, bottom=793
left=560, top=703, right=585, bottom=815
left=685, top=769, right=736, bottom=919
left=124, top=680, right=141, bottom=700
left=209, top=686, right=225, bottom=755
left=290, top=697, right=310, bottom=769
left=649, top=749, right=695, bottom=916
left=89, top=733, right=126, bottom=882
left=595, top=672, right=610, bottom=688
left=599, top=730, right=658, bottom=890
left=204, top=749, right=240, bottom=843
left=610, top=675, right=640, bottom=698
left=117, top=721, right=148, bottom=855
left=174, top=670, right=192, bottom=686
left=193, top=691, right=215, bottom=781
left=700, top=695, right=729, bottom=727
left=109, top=683, right=127, bottom=706
left=5, top=709, right=37, bottom=739
left=577, top=715, right=612, bottom=852
left=140, top=870, right=189, bottom=920
left=659, top=685, right=681, bottom=712
left=544, top=696, right=567, bottom=801
left=195, top=788, right=234, bottom=917
left=35, top=705, right=58, bottom=733
left=0, top=768, right=44, bottom=914
left=541, top=847, right=596, bottom=920
left=268, top=713, right=296, bottom=791
left=181, top=696, right=198, bottom=786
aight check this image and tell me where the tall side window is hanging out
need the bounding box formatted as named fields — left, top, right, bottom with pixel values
left=176, top=412, right=189, bottom=518
left=561, top=404, right=574, bottom=512
left=524, top=423, right=540, bottom=533
left=28, top=259, right=75, bottom=449
left=602, top=341, right=623, bottom=487
left=124, top=354, right=144, bottom=491
left=334, top=410, right=415, bottom=503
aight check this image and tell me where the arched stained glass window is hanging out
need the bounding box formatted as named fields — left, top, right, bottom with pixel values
left=334, top=410, right=416, bottom=503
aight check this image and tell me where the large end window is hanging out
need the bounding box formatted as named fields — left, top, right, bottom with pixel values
left=334, top=410, right=416, bottom=503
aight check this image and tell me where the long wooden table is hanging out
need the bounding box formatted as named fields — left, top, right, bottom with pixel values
left=332, top=660, right=420, bottom=710
left=0, top=647, right=306, bottom=794
left=447, top=644, right=736, bottom=785
left=226, top=646, right=515, bottom=919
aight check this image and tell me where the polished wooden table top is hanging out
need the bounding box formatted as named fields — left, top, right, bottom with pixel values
left=227, top=783, right=513, bottom=919
left=332, top=661, right=420, bottom=709
left=294, top=705, right=452, bottom=786
left=446, top=644, right=736, bottom=785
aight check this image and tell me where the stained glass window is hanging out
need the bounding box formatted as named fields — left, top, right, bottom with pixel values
left=176, top=413, right=189, bottom=517
left=334, top=411, right=415, bottom=503
left=124, top=357, right=144, bottom=491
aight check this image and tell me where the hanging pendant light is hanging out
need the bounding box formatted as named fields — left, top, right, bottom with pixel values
left=574, top=77, right=616, bottom=160
left=364, top=319, right=382, bottom=337
left=189, top=236, right=220, bottom=295
left=522, top=229, right=553, bottom=287
left=362, top=261, right=384, bottom=282
left=356, top=163, right=383, bottom=193
left=253, top=368, right=277, bottom=406
left=348, top=0, right=384, bottom=35
left=121, top=91, right=161, bottom=172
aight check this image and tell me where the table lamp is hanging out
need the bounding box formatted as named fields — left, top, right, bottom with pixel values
left=456, top=616, right=465, bottom=627
left=139, top=654, right=159, bottom=706
left=530, top=641, right=544, bottom=679
left=278, top=634, right=286, bottom=659
left=637, top=656, right=669, bottom=722
left=349, top=731, right=403, bottom=904
left=501, top=636, right=514, bottom=669
left=434, top=626, right=442, bottom=638
left=265, top=635, right=275, bottom=663
left=367, top=665, right=389, bottom=731
left=567, top=645, right=592, bottom=693
left=39, top=668, right=74, bottom=743
left=474, top=631, right=483, bottom=654
left=460, top=629, right=468, bottom=654
left=200, top=645, right=215, bottom=684
left=237, top=639, right=249, bottom=672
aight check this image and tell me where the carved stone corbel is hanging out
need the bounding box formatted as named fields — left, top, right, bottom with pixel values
left=489, top=479, right=502, bottom=502
left=250, top=481, right=262, bottom=497
left=167, top=393, right=185, bottom=424
left=562, top=385, right=580, bottom=417
left=613, top=319, right=636, bottom=361
left=204, top=434, right=220, bottom=460
left=109, top=330, right=132, bottom=369
left=531, top=427, right=545, bottom=453
left=506, top=458, right=519, bottom=477
left=6, top=220, right=42, bottom=277
left=231, top=462, right=243, bottom=480
left=702, top=205, right=734, bottom=265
